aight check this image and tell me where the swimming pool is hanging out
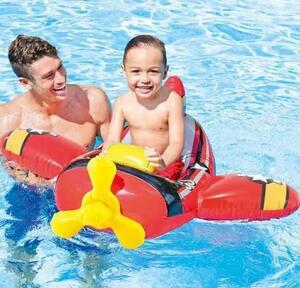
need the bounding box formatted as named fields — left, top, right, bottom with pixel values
left=0, top=0, right=300, bottom=287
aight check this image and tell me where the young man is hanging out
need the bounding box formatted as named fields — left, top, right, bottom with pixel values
left=0, top=34, right=111, bottom=148
left=0, top=35, right=111, bottom=184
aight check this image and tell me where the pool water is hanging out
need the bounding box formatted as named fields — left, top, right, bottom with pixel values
left=1, top=1, right=300, bottom=287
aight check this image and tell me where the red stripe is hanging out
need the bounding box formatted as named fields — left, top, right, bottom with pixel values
left=121, top=126, right=129, bottom=139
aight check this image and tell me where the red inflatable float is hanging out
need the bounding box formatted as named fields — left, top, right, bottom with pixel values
left=0, top=76, right=299, bottom=249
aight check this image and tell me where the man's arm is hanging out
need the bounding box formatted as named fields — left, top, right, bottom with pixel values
left=102, top=96, right=125, bottom=151
left=0, top=102, right=53, bottom=186
left=3, top=160, right=55, bottom=187
left=97, top=94, right=111, bottom=141
left=97, top=90, right=111, bottom=142
left=86, top=86, right=111, bottom=142
left=0, top=103, right=52, bottom=186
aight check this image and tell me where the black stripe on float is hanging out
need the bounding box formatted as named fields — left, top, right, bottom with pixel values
left=284, top=186, right=289, bottom=209
left=116, top=164, right=183, bottom=217
left=62, top=158, right=183, bottom=217
left=19, top=130, right=31, bottom=156
left=260, top=183, right=266, bottom=210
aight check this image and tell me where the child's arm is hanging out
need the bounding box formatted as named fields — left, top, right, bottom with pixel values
left=102, top=96, right=125, bottom=151
left=161, top=93, right=185, bottom=166
left=146, top=93, right=185, bottom=167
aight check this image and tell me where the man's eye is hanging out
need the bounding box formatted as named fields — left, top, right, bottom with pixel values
left=43, top=73, right=54, bottom=79
left=47, top=73, right=54, bottom=79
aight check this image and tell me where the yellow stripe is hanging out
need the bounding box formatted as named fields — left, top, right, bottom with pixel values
left=263, top=182, right=287, bottom=210
left=5, top=129, right=29, bottom=155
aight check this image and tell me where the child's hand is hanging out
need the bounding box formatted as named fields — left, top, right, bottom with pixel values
left=144, top=147, right=166, bottom=168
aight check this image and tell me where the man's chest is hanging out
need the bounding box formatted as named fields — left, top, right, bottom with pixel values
left=20, top=113, right=96, bottom=147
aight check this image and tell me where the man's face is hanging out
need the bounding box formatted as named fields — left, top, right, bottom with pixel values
left=26, top=56, right=67, bottom=103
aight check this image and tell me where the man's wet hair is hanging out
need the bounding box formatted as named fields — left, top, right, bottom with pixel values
left=8, top=35, right=58, bottom=80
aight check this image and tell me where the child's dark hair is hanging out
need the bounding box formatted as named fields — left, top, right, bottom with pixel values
left=8, top=35, right=58, bottom=80
left=123, top=35, right=167, bottom=67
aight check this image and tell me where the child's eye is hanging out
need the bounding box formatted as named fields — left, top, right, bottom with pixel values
left=130, top=70, right=140, bottom=74
left=150, top=70, right=160, bottom=74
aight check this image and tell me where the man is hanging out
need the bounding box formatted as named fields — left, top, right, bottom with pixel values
left=0, top=35, right=111, bottom=185
left=1, top=34, right=111, bottom=147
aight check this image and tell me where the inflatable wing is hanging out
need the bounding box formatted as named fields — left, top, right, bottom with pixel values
left=0, top=128, right=86, bottom=179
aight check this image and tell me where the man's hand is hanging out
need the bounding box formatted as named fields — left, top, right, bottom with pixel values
left=2, top=160, right=55, bottom=187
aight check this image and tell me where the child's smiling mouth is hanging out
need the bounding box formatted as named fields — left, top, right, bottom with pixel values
left=137, top=85, right=153, bottom=94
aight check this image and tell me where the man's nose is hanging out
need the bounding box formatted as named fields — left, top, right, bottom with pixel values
left=55, top=68, right=66, bottom=83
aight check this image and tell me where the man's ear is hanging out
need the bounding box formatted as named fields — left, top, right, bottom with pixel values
left=18, top=77, right=33, bottom=90
left=163, top=65, right=169, bottom=80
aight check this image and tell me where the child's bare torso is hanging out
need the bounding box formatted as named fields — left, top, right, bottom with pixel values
left=122, top=91, right=170, bottom=154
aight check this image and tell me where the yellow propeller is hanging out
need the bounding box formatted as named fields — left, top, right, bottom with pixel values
left=51, top=156, right=145, bottom=249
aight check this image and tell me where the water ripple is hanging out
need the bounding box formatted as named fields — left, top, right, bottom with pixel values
left=0, top=0, right=300, bottom=287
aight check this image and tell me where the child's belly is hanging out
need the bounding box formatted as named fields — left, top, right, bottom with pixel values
left=130, top=129, right=169, bottom=154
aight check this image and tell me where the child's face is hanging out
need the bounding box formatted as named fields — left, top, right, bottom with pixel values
left=123, top=45, right=168, bottom=99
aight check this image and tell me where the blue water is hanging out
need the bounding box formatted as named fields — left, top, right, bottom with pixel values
left=1, top=1, right=300, bottom=287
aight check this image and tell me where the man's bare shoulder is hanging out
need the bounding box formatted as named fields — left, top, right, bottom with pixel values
left=0, top=96, right=24, bottom=136
left=67, top=84, right=108, bottom=107
left=0, top=95, right=25, bottom=115
left=73, top=84, right=111, bottom=122
left=79, top=85, right=107, bottom=100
